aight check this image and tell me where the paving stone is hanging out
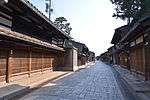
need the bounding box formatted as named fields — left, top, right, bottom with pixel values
left=19, top=61, right=125, bottom=100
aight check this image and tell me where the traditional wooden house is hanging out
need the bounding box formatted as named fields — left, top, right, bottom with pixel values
left=100, top=51, right=111, bottom=63
left=121, top=16, right=150, bottom=80
left=0, top=0, right=72, bottom=82
left=107, top=46, right=115, bottom=64
left=111, top=25, right=130, bottom=69
left=55, top=39, right=78, bottom=71
left=71, top=40, right=89, bottom=66
left=87, top=51, right=95, bottom=62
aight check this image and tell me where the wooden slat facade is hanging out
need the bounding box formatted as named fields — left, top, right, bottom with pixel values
left=145, top=45, right=150, bottom=80
left=0, top=0, right=73, bottom=83
left=110, top=16, right=150, bottom=80
left=130, top=47, right=145, bottom=74
left=12, top=49, right=29, bottom=74
left=78, top=56, right=86, bottom=66
left=118, top=52, right=129, bottom=67
left=0, top=44, right=65, bottom=82
left=0, top=47, right=7, bottom=81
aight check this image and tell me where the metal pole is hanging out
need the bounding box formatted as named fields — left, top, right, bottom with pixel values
left=49, top=0, right=51, bottom=20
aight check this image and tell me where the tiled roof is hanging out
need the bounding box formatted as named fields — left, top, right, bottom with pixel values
left=17, top=0, right=71, bottom=39
left=0, top=28, right=64, bottom=51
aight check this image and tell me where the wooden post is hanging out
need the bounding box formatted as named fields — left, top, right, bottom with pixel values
left=51, top=58, right=53, bottom=68
left=6, top=50, right=13, bottom=83
left=144, top=34, right=150, bottom=81
left=144, top=45, right=150, bottom=81
left=148, top=46, right=150, bottom=80
left=127, top=52, right=131, bottom=70
left=41, top=53, right=43, bottom=73
left=28, top=48, right=32, bottom=77
left=61, top=52, right=64, bottom=67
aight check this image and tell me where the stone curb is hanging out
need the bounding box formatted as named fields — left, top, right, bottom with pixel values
left=111, top=66, right=139, bottom=100
left=0, top=86, right=30, bottom=100
left=113, top=66, right=150, bottom=100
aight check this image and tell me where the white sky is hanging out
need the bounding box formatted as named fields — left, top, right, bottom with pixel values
left=29, top=0, right=126, bottom=56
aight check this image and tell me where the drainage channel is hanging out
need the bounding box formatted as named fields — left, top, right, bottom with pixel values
left=110, top=65, right=140, bottom=100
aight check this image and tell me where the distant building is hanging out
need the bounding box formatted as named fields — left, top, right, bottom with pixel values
left=87, top=51, right=95, bottom=62
left=71, top=40, right=89, bottom=66
left=111, top=25, right=130, bottom=69
left=100, top=51, right=111, bottom=63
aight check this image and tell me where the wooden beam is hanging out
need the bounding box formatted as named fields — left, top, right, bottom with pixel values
left=28, top=48, right=32, bottom=77
left=6, top=49, right=13, bottom=83
left=51, top=58, right=53, bottom=68
left=144, top=45, right=150, bottom=80
left=0, top=28, right=65, bottom=51
left=144, top=34, right=150, bottom=80
left=41, top=53, right=43, bottom=73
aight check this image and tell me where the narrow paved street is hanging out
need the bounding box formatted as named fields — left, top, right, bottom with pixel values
left=19, top=61, right=125, bottom=100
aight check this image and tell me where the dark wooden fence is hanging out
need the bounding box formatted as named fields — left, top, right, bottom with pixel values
left=118, top=52, right=129, bottom=67
left=0, top=48, right=7, bottom=81
left=0, top=45, right=64, bottom=83
left=130, top=47, right=144, bottom=74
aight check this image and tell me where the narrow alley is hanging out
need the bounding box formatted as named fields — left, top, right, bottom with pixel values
left=18, top=61, right=129, bottom=100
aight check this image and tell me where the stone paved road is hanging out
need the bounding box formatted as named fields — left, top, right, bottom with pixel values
left=19, top=61, right=125, bottom=100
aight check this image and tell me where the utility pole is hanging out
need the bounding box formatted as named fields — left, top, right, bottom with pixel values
left=45, top=0, right=53, bottom=20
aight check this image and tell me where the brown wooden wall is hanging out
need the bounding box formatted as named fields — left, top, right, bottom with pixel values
left=118, top=52, right=129, bottom=67
left=31, top=52, right=43, bottom=71
left=115, top=53, right=120, bottom=65
left=31, top=52, right=54, bottom=71
left=55, top=52, right=64, bottom=67
left=0, top=48, right=7, bottom=81
left=43, top=52, right=53, bottom=69
left=78, top=56, right=86, bottom=66
left=144, top=45, right=150, bottom=80
left=12, top=50, right=29, bottom=74
left=130, top=47, right=144, bottom=74
left=0, top=45, right=64, bottom=82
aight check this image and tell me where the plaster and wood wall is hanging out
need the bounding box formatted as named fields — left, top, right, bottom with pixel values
left=60, top=48, right=78, bottom=71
